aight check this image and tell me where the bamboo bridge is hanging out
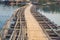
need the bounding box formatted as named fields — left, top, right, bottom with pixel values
left=0, top=3, right=60, bottom=40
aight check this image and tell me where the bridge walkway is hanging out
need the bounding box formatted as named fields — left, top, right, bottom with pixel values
left=24, top=3, right=49, bottom=40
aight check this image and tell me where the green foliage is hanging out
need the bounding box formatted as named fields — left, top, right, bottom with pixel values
left=41, top=4, right=60, bottom=12
left=49, top=0, right=56, bottom=2
left=39, top=0, right=47, bottom=4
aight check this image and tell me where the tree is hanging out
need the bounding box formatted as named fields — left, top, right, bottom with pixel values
left=39, top=0, right=47, bottom=4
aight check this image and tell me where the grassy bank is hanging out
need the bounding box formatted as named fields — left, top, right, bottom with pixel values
left=0, top=32, right=1, bottom=40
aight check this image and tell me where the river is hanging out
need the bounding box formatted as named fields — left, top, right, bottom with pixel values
left=0, top=4, right=19, bottom=30
left=0, top=3, right=60, bottom=30
left=38, top=4, right=60, bottom=26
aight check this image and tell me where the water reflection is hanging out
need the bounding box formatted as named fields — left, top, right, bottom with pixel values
left=40, top=4, right=60, bottom=13
left=38, top=4, right=60, bottom=26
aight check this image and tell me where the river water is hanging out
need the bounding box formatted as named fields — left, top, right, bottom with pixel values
left=0, top=4, right=19, bottom=30
left=0, top=4, right=60, bottom=30
left=38, top=4, right=60, bottom=26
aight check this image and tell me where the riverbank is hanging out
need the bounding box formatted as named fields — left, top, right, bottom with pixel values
left=0, top=1, right=27, bottom=5
left=0, top=31, right=1, bottom=40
